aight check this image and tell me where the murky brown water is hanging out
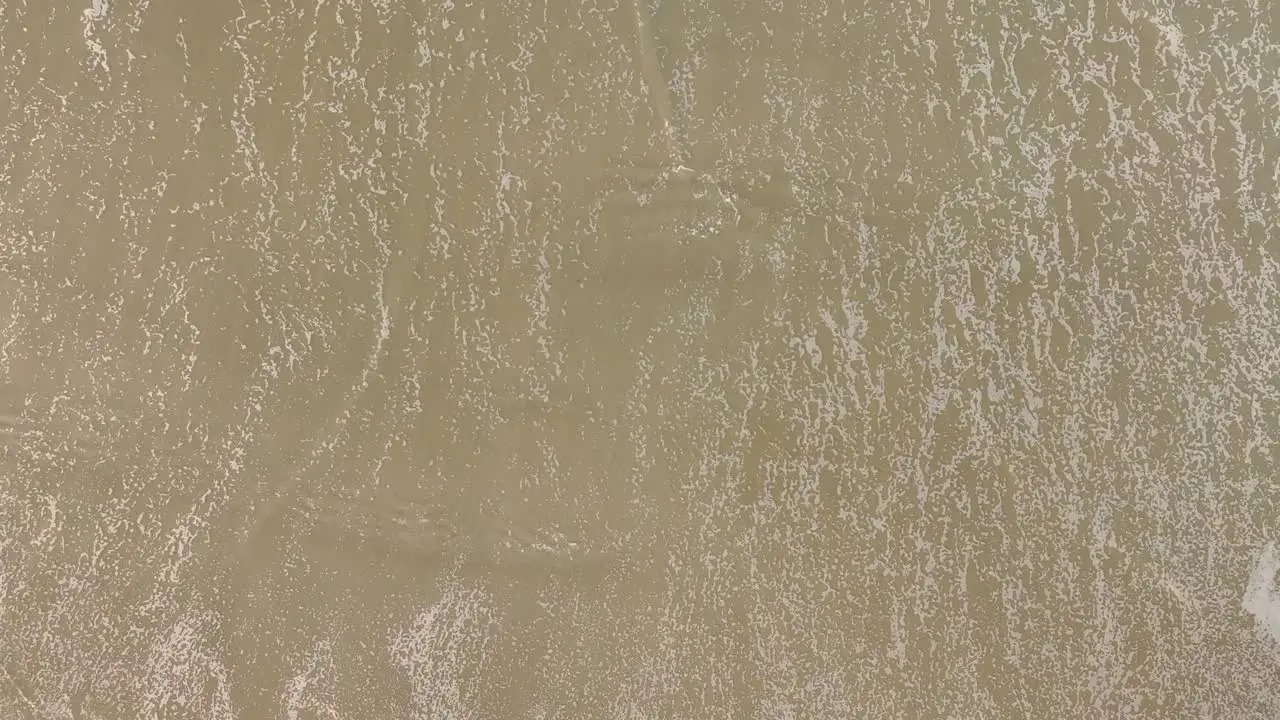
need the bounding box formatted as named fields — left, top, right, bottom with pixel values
left=3, top=0, right=1280, bottom=717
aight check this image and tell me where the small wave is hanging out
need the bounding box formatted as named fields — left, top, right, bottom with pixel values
left=1243, top=542, right=1280, bottom=648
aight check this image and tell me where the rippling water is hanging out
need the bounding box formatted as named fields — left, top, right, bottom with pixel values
left=2, top=0, right=1280, bottom=717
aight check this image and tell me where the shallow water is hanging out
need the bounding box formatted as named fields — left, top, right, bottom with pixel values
left=2, top=0, right=1280, bottom=717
